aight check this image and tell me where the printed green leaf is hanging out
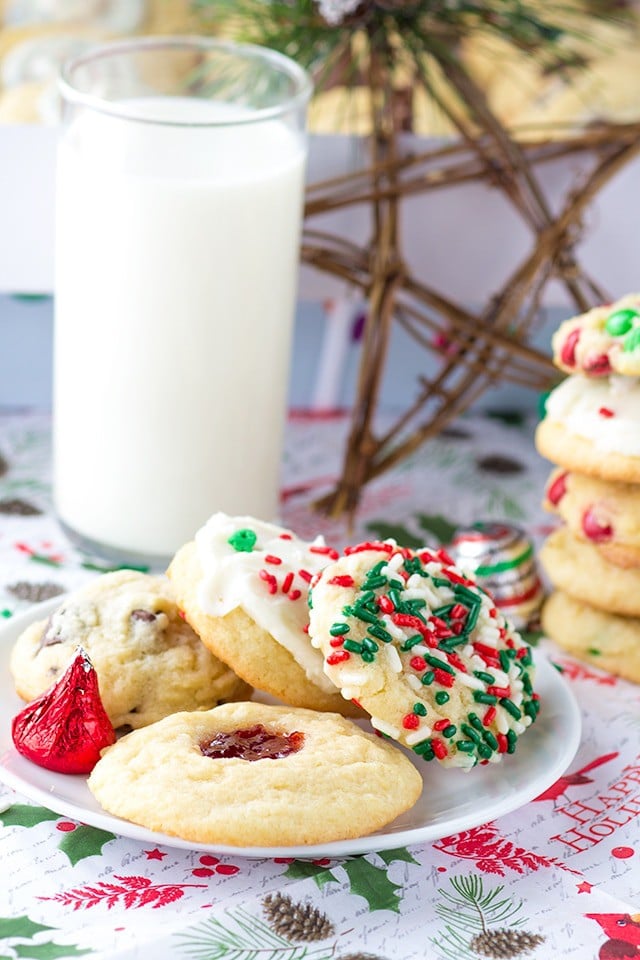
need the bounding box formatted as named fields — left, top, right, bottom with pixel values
left=0, top=805, right=59, bottom=829
left=341, top=859, right=403, bottom=913
left=57, top=825, right=116, bottom=865
left=376, top=847, right=420, bottom=867
left=0, top=917, right=56, bottom=939
left=13, top=942, right=92, bottom=959
left=283, top=861, right=337, bottom=886
left=416, top=514, right=458, bottom=545
left=365, top=521, right=423, bottom=549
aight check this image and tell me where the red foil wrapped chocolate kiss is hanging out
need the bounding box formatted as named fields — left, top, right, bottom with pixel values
left=12, top=647, right=116, bottom=774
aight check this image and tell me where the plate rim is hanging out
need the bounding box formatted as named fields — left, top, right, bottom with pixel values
left=0, top=596, right=582, bottom=858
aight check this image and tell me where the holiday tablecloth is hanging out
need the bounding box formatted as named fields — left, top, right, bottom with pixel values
left=1, top=409, right=639, bottom=960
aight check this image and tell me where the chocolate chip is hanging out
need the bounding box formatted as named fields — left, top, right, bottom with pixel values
left=0, top=498, right=41, bottom=515
left=38, top=615, right=63, bottom=650
left=131, top=609, right=157, bottom=622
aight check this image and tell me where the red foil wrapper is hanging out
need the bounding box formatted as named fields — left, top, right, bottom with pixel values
left=12, top=647, right=116, bottom=774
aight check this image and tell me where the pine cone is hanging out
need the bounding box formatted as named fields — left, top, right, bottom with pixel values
left=262, top=893, right=335, bottom=943
left=470, top=928, right=545, bottom=959
left=7, top=581, right=64, bottom=603
left=339, top=954, right=388, bottom=960
left=0, top=497, right=41, bottom=515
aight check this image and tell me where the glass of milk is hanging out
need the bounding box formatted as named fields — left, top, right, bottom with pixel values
left=54, top=37, right=312, bottom=568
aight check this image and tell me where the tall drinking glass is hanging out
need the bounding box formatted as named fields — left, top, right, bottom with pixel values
left=54, top=37, right=312, bottom=568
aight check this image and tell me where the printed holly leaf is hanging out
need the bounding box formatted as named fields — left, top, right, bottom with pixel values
left=416, top=514, right=458, bottom=545
left=57, top=825, right=116, bottom=865
left=13, top=943, right=92, bottom=959
left=283, top=861, right=337, bottom=887
left=0, top=805, right=59, bottom=828
left=341, top=859, right=403, bottom=913
left=365, top=522, right=424, bottom=549
left=376, top=847, right=420, bottom=867
left=0, top=917, right=57, bottom=939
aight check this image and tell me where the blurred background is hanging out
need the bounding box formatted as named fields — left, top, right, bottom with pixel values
left=1, top=0, right=639, bottom=413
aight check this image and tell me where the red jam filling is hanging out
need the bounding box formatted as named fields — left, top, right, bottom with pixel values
left=199, top=724, right=304, bottom=761
left=546, top=471, right=568, bottom=506
left=582, top=507, right=613, bottom=542
left=583, top=353, right=612, bottom=375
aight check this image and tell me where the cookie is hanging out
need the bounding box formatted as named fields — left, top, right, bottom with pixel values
left=535, top=375, right=640, bottom=483
left=10, top=570, right=250, bottom=729
left=307, top=541, right=538, bottom=770
left=539, top=526, right=640, bottom=617
left=87, top=701, right=422, bottom=846
left=551, top=294, right=640, bottom=377
left=544, top=468, right=640, bottom=568
left=167, top=514, right=362, bottom=717
left=542, top=590, right=640, bottom=684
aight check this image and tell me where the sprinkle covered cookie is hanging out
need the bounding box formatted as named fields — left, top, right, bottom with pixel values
left=9, top=570, right=251, bottom=729
left=551, top=294, right=640, bottom=377
left=87, top=702, right=422, bottom=846
left=308, top=541, right=538, bottom=769
left=167, top=514, right=362, bottom=716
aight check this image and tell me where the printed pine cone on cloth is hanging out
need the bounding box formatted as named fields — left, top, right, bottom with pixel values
left=470, top=928, right=545, bottom=959
left=537, top=295, right=640, bottom=684
left=262, top=893, right=334, bottom=943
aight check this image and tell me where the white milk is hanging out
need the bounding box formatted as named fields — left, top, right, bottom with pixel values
left=54, top=97, right=307, bottom=560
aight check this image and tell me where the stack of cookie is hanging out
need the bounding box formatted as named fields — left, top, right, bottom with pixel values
left=535, top=293, right=640, bottom=683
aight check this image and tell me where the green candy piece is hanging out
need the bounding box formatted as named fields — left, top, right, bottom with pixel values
left=606, top=308, right=639, bottom=337
left=227, top=528, right=257, bottom=552
left=623, top=326, right=640, bottom=353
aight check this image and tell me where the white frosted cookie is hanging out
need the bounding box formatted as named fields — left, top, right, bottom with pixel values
left=535, top=375, right=640, bottom=483
left=88, top=701, right=423, bottom=846
left=551, top=294, right=640, bottom=377
left=168, top=514, right=362, bottom=716
left=10, top=570, right=250, bottom=729
left=308, top=541, right=538, bottom=770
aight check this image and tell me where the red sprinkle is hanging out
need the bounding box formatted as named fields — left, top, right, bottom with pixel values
left=281, top=572, right=294, bottom=594
left=297, top=569, right=313, bottom=583
left=432, top=718, right=450, bottom=732
left=442, top=569, right=476, bottom=587
left=483, top=706, right=497, bottom=726
left=327, top=651, right=350, bottom=665
left=446, top=652, right=467, bottom=673
left=497, top=733, right=509, bottom=753
left=451, top=604, right=467, bottom=620
left=264, top=554, right=282, bottom=565
left=434, top=668, right=455, bottom=688
left=436, top=548, right=455, bottom=566
left=410, top=656, right=427, bottom=672
left=288, top=589, right=302, bottom=601
left=377, top=595, right=395, bottom=614
left=487, top=686, right=511, bottom=698
left=489, top=608, right=498, bottom=619
left=279, top=533, right=293, bottom=540
left=309, top=545, right=340, bottom=560
left=344, top=540, right=394, bottom=555
left=598, top=406, right=615, bottom=418
left=560, top=328, right=580, bottom=367
left=327, top=575, right=355, bottom=587
left=258, top=569, right=278, bottom=594
left=546, top=470, right=568, bottom=506
left=431, top=738, right=448, bottom=759
left=402, top=713, right=420, bottom=730
left=329, top=636, right=345, bottom=648
left=418, top=550, right=437, bottom=564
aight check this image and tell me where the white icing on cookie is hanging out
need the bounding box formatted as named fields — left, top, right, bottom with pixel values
left=195, top=513, right=337, bottom=693
left=545, top=375, right=640, bottom=456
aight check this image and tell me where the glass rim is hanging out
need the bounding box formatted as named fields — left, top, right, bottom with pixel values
left=58, top=34, right=313, bottom=127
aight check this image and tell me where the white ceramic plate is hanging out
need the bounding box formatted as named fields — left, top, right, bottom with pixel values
left=0, top=598, right=581, bottom=858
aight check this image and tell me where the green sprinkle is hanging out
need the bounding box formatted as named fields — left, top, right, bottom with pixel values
left=402, top=634, right=425, bottom=651
left=499, top=650, right=512, bottom=673
left=422, top=671, right=435, bottom=686
left=413, top=702, right=428, bottom=716
left=522, top=673, right=533, bottom=695
left=343, top=639, right=364, bottom=654
left=456, top=740, right=476, bottom=753
left=405, top=598, right=427, bottom=611
left=442, top=724, right=457, bottom=738
left=424, top=654, right=455, bottom=674
left=465, top=604, right=480, bottom=633
left=587, top=647, right=601, bottom=656
left=483, top=730, right=499, bottom=750
left=474, top=670, right=496, bottom=684
left=438, top=636, right=468, bottom=652
left=389, top=588, right=403, bottom=610
left=361, top=650, right=376, bottom=663
left=368, top=624, right=392, bottom=643
left=523, top=700, right=539, bottom=720
left=358, top=590, right=376, bottom=605
left=460, top=724, right=482, bottom=744
left=330, top=622, right=350, bottom=636
left=474, top=691, right=498, bottom=705
left=412, top=740, right=435, bottom=760
left=468, top=713, right=484, bottom=731
left=389, top=578, right=404, bottom=590
left=362, top=637, right=379, bottom=652
left=477, top=742, right=493, bottom=760
left=369, top=560, right=387, bottom=576
left=353, top=606, right=379, bottom=625
left=1, top=609, right=12, bottom=618
left=506, top=729, right=518, bottom=754
left=454, top=585, right=480, bottom=605
left=500, top=697, right=522, bottom=720
left=434, top=690, right=449, bottom=704
left=433, top=577, right=453, bottom=588
left=227, top=528, right=257, bottom=552
left=432, top=604, right=454, bottom=618
left=606, top=307, right=639, bottom=336
left=403, top=557, right=426, bottom=576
